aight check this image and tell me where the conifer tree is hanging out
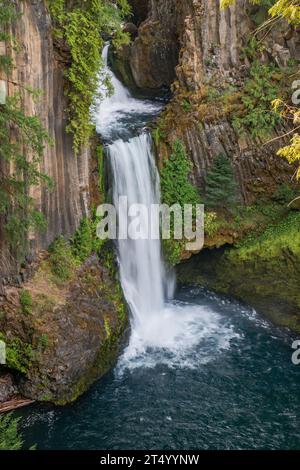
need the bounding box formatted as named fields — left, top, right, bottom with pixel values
left=205, top=154, right=238, bottom=209
left=0, top=413, right=23, bottom=450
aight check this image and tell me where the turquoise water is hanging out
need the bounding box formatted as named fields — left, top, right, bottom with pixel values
left=19, top=286, right=300, bottom=450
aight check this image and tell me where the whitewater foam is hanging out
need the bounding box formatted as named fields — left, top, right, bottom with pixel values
left=116, top=300, right=240, bottom=373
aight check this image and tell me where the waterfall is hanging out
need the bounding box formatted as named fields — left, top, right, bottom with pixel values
left=95, top=44, right=236, bottom=371
left=95, top=44, right=161, bottom=141
left=109, top=134, right=166, bottom=322
left=96, top=43, right=169, bottom=324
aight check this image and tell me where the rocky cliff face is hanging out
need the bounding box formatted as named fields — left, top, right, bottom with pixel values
left=0, top=0, right=91, bottom=283
left=121, top=0, right=299, bottom=203
left=127, top=0, right=300, bottom=92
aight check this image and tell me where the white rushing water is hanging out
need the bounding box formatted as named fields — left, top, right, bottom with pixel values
left=95, top=44, right=161, bottom=140
left=110, top=134, right=166, bottom=318
left=95, top=45, right=239, bottom=372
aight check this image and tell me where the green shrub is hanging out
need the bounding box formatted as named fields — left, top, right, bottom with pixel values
left=0, top=333, right=34, bottom=374
left=162, top=239, right=183, bottom=267
left=205, top=212, right=222, bottom=237
left=38, top=333, right=49, bottom=351
left=71, top=218, right=94, bottom=262
left=71, top=216, right=105, bottom=262
left=182, top=99, right=192, bottom=112
left=48, top=237, right=78, bottom=282
left=19, top=289, right=33, bottom=315
left=273, top=183, right=297, bottom=205
left=160, top=139, right=200, bottom=264
left=160, top=139, right=200, bottom=208
left=205, top=154, right=238, bottom=209
left=0, top=413, right=23, bottom=450
left=232, top=61, right=282, bottom=138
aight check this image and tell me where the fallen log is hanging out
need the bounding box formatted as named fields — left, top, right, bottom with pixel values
left=0, top=397, right=35, bottom=413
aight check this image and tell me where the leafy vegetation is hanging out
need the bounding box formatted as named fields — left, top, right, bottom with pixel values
left=49, top=214, right=105, bottom=282
left=38, top=333, right=49, bottom=351
left=71, top=219, right=95, bottom=263
left=272, top=98, right=300, bottom=178
left=182, top=98, right=192, bottom=113
left=0, top=1, right=20, bottom=74
left=232, top=61, right=283, bottom=138
left=0, top=332, right=34, bottom=374
left=71, top=216, right=104, bottom=262
left=159, top=139, right=201, bottom=265
left=48, top=236, right=79, bottom=282
left=220, top=0, right=300, bottom=24
left=204, top=211, right=223, bottom=237
left=205, top=154, right=238, bottom=209
left=273, top=182, right=297, bottom=204
left=162, top=239, right=184, bottom=267
left=48, top=0, right=131, bottom=152
left=19, top=289, right=33, bottom=315
left=160, top=139, right=200, bottom=207
left=0, top=413, right=23, bottom=450
left=0, top=413, right=36, bottom=450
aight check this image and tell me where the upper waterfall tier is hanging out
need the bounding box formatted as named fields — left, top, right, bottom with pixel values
left=94, top=44, right=163, bottom=142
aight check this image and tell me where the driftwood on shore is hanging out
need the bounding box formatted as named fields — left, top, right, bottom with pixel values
left=0, top=397, right=35, bottom=413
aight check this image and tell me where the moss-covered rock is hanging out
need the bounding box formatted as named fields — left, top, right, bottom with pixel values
left=177, top=212, right=300, bottom=333
left=0, top=247, right=129, bottom=405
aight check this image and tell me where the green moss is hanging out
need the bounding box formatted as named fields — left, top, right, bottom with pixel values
left=55, top=295, right=128, bottom=406
left=104, top=317, right=111, bottom=339
left=232, top=211, right=300, bottom=261
left=0, top=413, right=23, bottom=450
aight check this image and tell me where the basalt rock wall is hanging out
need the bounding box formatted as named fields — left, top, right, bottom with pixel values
left=0, top=0, right=91, bottom=284
left=124, top=0, right=300, bottom=203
